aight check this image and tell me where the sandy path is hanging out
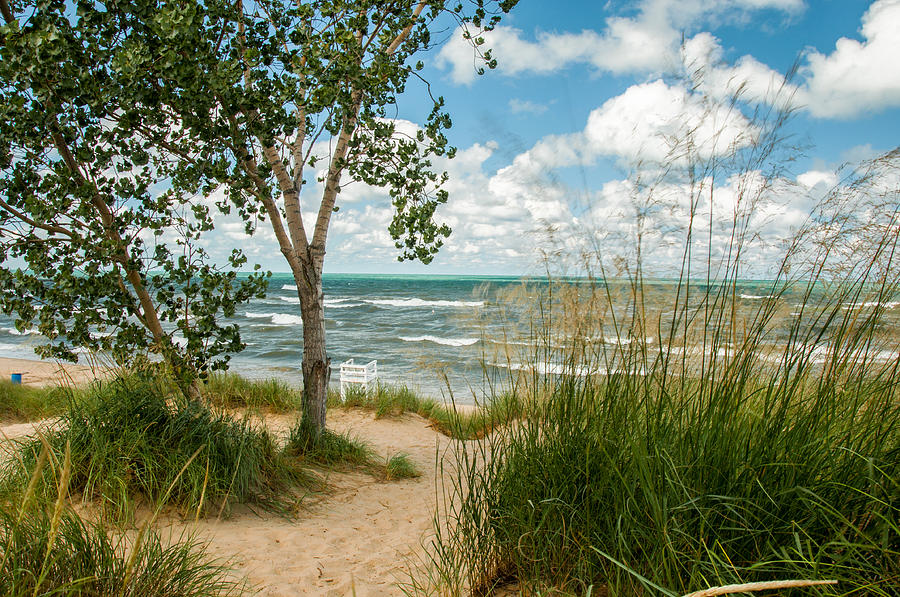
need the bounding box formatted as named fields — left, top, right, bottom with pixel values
left=174, top=409, right=452, bottom=596
left=0, top=407, right=457, bottom=596
left=0, top=356, right=464, bottom=595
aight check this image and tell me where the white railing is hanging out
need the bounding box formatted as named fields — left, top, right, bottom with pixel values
left=339, top=359, right=378, bottom=400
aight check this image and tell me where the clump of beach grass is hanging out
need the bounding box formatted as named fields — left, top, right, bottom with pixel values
left=1, top=372, right=311, bottom=520
left=0, top=380, right=72, bottom=422
left=331, top=382, right=524, bottom=440
left=385, top=453, right=420, bottom=480
left=0, top=507, right=241, bottom=596
left=202, top=372, right=302, bottom=412
left=418, top=91, right=900, bottom=593
left=285, top=425, right=421, bottom=480
left=286, top=427, right=373, bottom=467
left=0, top=441, right=241, bottom=596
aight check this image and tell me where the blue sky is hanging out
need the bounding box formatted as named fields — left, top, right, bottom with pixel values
left=214, top=0, right=900, bottom=276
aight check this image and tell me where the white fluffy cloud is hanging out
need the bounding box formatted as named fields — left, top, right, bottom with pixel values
left=583, top=80, right=755, bottom=164
left=437, top=0, right=804, bottom=85
left=801, top=0, right=900, bottom=118
left=485, top=80, right=756, bottom=177
left=687, top=0, right=900, bottom=118
left=681, top=32, right=799, bottom=107
left=441, top=0, right=900, bottom=120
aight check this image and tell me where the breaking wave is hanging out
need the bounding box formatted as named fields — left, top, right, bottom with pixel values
left=365, top=298, right=484, bottom=308
left=399, top=335, right=479, bottom=347
left=244, top=312, right=304, bottom=326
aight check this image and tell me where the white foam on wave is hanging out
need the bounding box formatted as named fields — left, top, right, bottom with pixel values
left=279, top=296, right=357, bottom=307
left=1, top=327, right=40, bottom=336
left=281, top=284, right=296, bottom=291
left=400, top=335, right=479, bottom=347
left=243, top=312, right=304, bottom=326
left=326, top=301, right=362, bottom=309
left=493, top=361, right=643, bottom=376
left=365, top=298, right=484, bottom=308
left=273, top=314, right=304, bottom=325
left=741, top=294, right=776, bottom=300
left=842, top=300, right=900, bottom=309
left=579, top=335, right=655, bottom=346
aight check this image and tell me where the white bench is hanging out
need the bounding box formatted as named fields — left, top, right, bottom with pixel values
left=339, top=359, right=378, bottom=400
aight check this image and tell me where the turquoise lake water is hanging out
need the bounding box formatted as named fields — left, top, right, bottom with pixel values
left=0, top=274, right=527, bottom=402
left=2, top=274, right=898, bottom=403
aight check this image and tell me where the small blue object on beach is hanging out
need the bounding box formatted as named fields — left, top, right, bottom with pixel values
left=10, top=373, right=22, bottom=384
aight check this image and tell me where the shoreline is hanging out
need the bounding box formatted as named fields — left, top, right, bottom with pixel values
left=0, top=355, right=481, bottom=413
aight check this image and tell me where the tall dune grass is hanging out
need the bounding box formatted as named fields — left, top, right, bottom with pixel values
left=0, top=441, right=240, bottom=596
left=1, top=372, right=311, bottom=520
left=0, top=381, right=71, bottom=421
left=417, top=93, right=900, bottom=595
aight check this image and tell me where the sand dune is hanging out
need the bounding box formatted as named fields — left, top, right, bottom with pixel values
left=0, top=357, right=457, bottom=596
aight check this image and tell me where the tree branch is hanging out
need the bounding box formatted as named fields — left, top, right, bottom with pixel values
left=385, top=0, right=426, bottom=55
left=0, top=0, right=13, bottom=25
left=0, top=196, right=77, bottom=238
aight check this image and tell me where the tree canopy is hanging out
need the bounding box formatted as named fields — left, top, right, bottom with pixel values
left=0, top=0, right=268, bottom=381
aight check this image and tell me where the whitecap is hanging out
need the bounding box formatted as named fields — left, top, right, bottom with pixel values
left=491, top=361, right=640, bottom=376
left=243, top=312, right=303, bottom=326
left=365, top=298, right=484, bottom=308
left=842, top=300, right=900, bottom=309
left=740, top=294, right=776, bottom=300
left=1, top=327, right=40, bottom=336
left=325, top=301, right=362, bottom=309
left=399, top=335, right=479, bottom=347
left=272, top=313, right=304, bottom=326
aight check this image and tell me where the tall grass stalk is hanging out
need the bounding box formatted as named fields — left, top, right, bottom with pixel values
left=0, top=438, right=239, bottom=596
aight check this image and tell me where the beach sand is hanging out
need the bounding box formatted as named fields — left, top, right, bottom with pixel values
left=0, top=357, right=459, bottom=596
left=0, top=356, right=112, bottom=387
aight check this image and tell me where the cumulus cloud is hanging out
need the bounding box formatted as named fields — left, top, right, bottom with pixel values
left=800, top=0, right=900, bottom=118
left=437, top=0, right=804, bottom=84
left=583, top=80, right=755, bottom=164
left=681, top=32, right=799, bottom=107
left=797, top=170, right=839, bottom=189
left=487, top=80, right=756, bottom=180
left=662, top=1, right=900, bottom=119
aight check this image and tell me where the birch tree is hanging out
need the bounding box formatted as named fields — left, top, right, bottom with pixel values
left=114, top=0, right=517, bottom=437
